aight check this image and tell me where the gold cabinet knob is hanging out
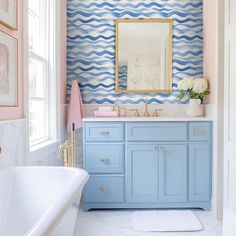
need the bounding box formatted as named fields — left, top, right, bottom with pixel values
left=99, top=157, right=110, bottom=163
left=99, top=130, right=110, bottom=136
left=99, top=186, right=110, bottom=193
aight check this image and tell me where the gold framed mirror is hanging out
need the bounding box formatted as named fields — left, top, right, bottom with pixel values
left=115, top=19, right=173, bottom=93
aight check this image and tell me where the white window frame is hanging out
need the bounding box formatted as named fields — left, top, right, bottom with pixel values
left=28, top=0, right=60, bottom=151
left=29, top=52, right=49, bottom=145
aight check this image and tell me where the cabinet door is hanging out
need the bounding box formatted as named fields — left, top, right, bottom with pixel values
left=126, top=144, right=158, bottom=202
left=159, top=144, right=187, bottom=202
left=189, top=143, right=211, bottom=201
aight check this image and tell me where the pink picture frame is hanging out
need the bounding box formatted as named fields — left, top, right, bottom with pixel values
left=0, top=30, right=18, bottom=106
left=0, top=0, right=17, bottom=30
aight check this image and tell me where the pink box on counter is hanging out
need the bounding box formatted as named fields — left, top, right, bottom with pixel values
left=94, top=110, right=118, bottom=117
left=98, top=106, right=113, bottom=112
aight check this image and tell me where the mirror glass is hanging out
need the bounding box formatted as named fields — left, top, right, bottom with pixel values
left=116, top=19, right=172, bottom=93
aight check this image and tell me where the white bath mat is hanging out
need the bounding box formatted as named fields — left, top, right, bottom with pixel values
left=133, top=210, right=203, bottom=232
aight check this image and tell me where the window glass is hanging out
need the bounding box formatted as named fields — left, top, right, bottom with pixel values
left=28, top=0, right=51, bottom=146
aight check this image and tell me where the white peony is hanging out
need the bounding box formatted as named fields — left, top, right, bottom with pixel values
left=185, top=77, right=194, bottom=89
left=178, top=78, right=194, bottom=91
left=192, top=78, right=208, bottom=93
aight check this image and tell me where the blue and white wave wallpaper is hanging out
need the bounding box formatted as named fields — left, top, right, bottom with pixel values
left=67, top=0, right=203, bottom=104
left=118, top=65, right=128, bottom=90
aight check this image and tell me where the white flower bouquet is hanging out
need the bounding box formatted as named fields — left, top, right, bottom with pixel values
left=177, top=78, right=210, bottom=101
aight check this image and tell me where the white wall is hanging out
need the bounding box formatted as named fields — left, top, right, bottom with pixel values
left=203, top=0, right=224, bottom=221
left=216, top=0, right=224, bottom=221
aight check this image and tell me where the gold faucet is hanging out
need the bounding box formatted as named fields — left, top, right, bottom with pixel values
left=153, top=108, right=163, bottom=117
left=130, top=109, right=140, bottom=117
left=58, top=123, right=76, bottom=167
left=143, top=98, right=150, bottom=117
left=59, top=140, right=71, bottom=167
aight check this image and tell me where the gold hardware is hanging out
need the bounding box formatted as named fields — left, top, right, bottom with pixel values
left=58, top=123, right=76, bottom=167
left=130, top=109, right=140, bottom=117
left=71, top=124, right=76, bottom=167
left=159, top=145, right=164, bottom=151
left=143, top=98, right=150, bottom=117
left=0, top=145, right=2, bottom=155
left=119, top=107, right=126, bottom=117
left=114, top=102, right=120, bottom=117
left=59, top=140, right=70, bottom=167
left=100, top=157, right=110, bottom=163
left=153, top=109, right=163, bottom=117
left=193, top=127, right=206, bottom=136
left=100, top=130, right=110, bottom=136
left=99, top=186, right=109, bottom=193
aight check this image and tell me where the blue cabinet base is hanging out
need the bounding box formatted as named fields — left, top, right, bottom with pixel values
left=83, top=202, right=211, bottom=212
left=83, top=121, right=212, bottom=212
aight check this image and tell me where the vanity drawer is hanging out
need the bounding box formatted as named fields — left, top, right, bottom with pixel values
left=126, top=122, right=187, bottom=141
left=84, top=176, right=124, bottom=203
left=84, top=144, right=124, bottom=173
left=189, top=122, right=211, bottom=141
left=85, top=122, right=124, bottom=142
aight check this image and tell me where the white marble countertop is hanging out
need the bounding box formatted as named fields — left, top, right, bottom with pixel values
left=83, top=116, right=213, bottom=122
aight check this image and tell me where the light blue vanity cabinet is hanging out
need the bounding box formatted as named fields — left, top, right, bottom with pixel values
left=189, top=143, right=211, bottom=202
left=126, top=144, right=159, bottom=202
left=158, top=144, right=187, bottom=203
left=83, top=120, right=212, bottom=211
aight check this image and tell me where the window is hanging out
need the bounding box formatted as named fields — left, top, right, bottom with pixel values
left=28, top=0, right=58, bottom=147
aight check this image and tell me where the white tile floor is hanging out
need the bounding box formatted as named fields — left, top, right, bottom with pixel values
left=74, top=209, right=222, bottom=236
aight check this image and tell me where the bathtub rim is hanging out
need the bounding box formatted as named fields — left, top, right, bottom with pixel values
left=0, top=166, right=89, bottom=236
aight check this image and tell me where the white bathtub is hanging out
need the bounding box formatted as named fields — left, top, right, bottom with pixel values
left=0, top=167, right=88, bottom=236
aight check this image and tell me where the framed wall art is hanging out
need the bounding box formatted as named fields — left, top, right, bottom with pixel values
left=0, top=30, right=18, bottom=106
left=0, top=0, right=17, bottom=30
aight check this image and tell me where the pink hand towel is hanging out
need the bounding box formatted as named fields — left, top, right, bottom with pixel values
left=67, top=80, right=84, bottom=132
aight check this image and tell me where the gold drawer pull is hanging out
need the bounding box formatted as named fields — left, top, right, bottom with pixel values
left=100, top=157, right=110, bottom=163
left=99, top=186, right=110, bottom=193
left=99, top=130, right=110, bottom=136
left=193, top=127, right=206, bottom=136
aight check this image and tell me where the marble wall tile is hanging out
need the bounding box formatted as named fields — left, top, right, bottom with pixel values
left=0, top=104, right=68, bottom=168
left=0, top=119, right=26, bottom=169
